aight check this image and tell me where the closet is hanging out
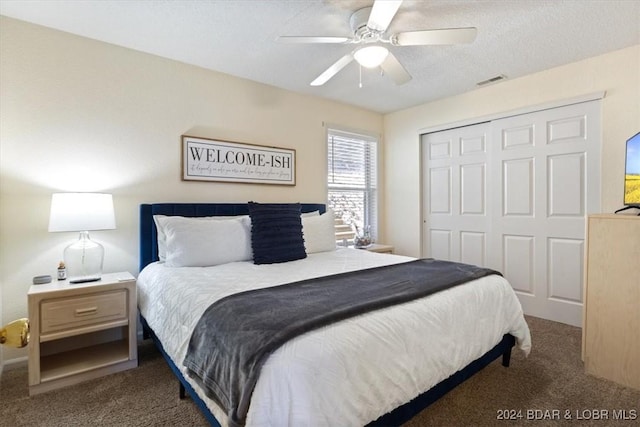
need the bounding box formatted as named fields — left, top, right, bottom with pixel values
left=421, top=100, right=601, bottom=326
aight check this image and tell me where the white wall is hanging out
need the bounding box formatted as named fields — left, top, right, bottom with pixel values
left=0, top=17, right=383, bottom=364
left=383, top=44, right=640, bottom=257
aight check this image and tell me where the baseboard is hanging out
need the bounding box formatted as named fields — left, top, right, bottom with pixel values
left=1, top=356, right=28, bottom=373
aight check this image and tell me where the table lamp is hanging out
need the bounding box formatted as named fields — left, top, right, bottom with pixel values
left=48, top=193, right=116, bottom=283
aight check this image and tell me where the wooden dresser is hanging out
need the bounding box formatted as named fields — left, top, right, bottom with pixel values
left=582, top=214, right=640, bottom=390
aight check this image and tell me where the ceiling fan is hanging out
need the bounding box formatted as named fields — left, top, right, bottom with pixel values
left=277, top=0, right=477, bottom=86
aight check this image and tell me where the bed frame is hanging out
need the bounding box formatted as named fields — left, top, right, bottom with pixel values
left=138, top=202, right=516, bottom=426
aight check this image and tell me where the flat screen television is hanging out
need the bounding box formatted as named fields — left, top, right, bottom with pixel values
left=620, top=132, right=640, bottom=212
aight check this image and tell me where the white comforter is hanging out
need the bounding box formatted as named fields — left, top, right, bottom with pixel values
left=137, top=249, right=531, bottom=427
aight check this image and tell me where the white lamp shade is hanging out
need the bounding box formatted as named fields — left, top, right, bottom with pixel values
left=353, top=46, right=389, bottom=68
left=48, top=193, right=116, bottom=232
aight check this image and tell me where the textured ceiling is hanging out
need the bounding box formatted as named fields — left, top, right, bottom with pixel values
left=1, top=0, right=639, bottom=114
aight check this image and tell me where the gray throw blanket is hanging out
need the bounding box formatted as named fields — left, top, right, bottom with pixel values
left=183, top=259, right=500, bottom=427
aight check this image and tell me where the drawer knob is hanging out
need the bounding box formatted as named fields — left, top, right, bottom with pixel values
left=75, top=307, right=98, bottom=316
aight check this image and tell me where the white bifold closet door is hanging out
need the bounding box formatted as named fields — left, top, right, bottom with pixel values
left=421, top=100, right=601, bottom=326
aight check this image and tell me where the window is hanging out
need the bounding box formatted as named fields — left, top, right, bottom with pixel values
left=327, top=128, right=378, bottom=244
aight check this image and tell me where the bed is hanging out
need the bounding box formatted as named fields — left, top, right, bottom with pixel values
left=137, top=202, right=531, bottom=427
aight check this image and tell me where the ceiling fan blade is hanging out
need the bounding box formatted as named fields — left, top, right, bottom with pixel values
left=393, top=27, right=477, bottom=46
left=380, top=52, right=411, bottom=85
left=277, top=36, right=352, bottom=44
left=310, top=54, right=354, bottom=86
left=367, top=0, right=403, bottom=32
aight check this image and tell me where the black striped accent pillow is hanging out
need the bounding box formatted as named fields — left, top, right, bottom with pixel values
left=248, top=202, right=307, bottom=265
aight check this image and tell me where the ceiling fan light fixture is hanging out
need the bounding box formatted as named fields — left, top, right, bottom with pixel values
left=353, top=46, right=389, bottom=68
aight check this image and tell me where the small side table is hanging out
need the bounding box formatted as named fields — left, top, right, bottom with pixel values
left=362, top=244, right=394, bottom=254
left=27, top=272, right=138, bottom=395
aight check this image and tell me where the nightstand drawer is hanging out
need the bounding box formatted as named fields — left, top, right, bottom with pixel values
left=40, top=290, right=127, bottom=335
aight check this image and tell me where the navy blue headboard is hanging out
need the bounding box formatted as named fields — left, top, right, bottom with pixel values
left=139, top=203, right=326, bottom=271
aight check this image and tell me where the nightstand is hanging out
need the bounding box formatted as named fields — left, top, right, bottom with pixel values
left=363, top=244, right=394, bottom=254
left=27, top=272, right=137, bottom=395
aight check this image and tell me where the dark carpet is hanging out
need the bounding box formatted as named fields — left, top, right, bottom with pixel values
left=1, top=316, right=638, bottom=426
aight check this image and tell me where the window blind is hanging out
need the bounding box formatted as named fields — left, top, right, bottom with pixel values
left=327, top=128, right=378, bottom=243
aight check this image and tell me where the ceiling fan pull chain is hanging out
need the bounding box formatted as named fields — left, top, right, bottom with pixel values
left=359, top=64, right=363, bottom=88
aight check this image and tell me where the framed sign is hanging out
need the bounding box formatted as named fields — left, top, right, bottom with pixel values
left=182, top=135, right=296, bottom=185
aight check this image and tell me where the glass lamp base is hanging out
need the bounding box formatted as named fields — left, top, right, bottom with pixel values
left=64, top=231, right=104, bottom=283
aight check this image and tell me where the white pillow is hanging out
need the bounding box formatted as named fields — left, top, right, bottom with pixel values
left=301, top=210, right=320, bottom=218
left=154, top=214, right=248, bottom=262
left=302, top=209, right=337, bottom=254
left=160, top=216, right=252, bottom=267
